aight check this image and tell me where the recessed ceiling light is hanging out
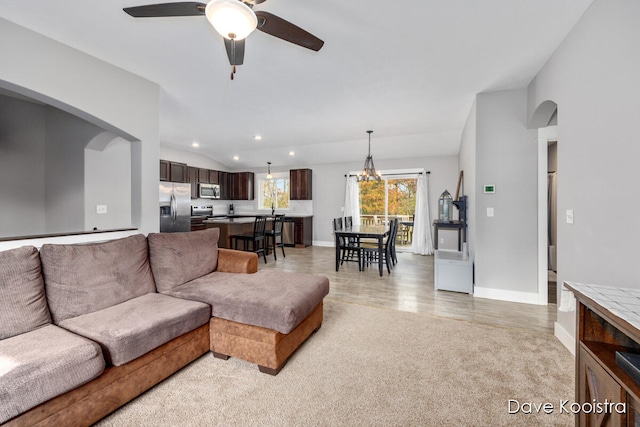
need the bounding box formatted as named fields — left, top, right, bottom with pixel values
left=233, top=155, right=239, bottom=160
left=289, top=151, right=295, bottom=156
left=192, top=142, right=200, bottom=148
left=254, top=135, right=262, bottom=140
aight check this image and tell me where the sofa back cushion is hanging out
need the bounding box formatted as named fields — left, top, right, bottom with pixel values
left=40, top=234, right=156, bottom=323
left=0, top=246, right=52, bottom=339
left=148, top=228, right=220, bottom=293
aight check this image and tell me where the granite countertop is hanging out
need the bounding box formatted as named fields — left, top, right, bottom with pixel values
left=204, top=217, right=261, bottom=225
left=565, top=282, right=640, bottom=331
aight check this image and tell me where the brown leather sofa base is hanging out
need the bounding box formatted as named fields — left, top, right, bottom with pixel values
left=210, top=302, right=323, bottom=375
left=4, top=324, right=210, bottom=427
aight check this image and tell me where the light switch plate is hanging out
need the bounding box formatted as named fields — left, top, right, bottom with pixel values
left=487, top=207, right=494, bottom=217
left=96, top=205, right=107, bottom=214
left=566, top=209, right=574, bottom=224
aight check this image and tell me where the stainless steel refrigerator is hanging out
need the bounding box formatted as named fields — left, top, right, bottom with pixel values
left=159, top=182, right=191, bottom=232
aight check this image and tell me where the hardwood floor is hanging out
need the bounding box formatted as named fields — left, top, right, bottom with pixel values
left=260, top=246, right=558, bottom=334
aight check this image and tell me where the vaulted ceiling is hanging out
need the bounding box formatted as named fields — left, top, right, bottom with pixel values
left=0, top=0, right=593, bottom=168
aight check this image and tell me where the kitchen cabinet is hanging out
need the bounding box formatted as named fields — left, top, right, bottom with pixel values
left=169, top=162, right=188, bottom=183
left=209, top=170, right=219, bottom=185
left=290, top=169, right=312, bottom=200
left=231, top=172, right=254, bottom=200
left=198, top=168, right=210, bottom=183
left=160, top=160, right=170, bottom=181
left=188, top=166, right=198, bottom=199
left=293, top=217, right=312, bottom=248
left=190, top=216, right=206, bottom=231
left=160, top=160, right=188, bottom=183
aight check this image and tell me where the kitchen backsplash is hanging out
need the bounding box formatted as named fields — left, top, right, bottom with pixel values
left=191, top=199, right=312, bottom=215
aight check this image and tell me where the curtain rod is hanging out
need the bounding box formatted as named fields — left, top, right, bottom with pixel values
left=344, top=171, right=430, bottom=177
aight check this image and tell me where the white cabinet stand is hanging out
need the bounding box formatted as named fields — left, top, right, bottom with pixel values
left=434, top=250, right=474, bottom=294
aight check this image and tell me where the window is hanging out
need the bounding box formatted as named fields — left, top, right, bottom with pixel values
left=359, top=176, right=417, bottom=250
left=259, top=175, right=290, bottom=210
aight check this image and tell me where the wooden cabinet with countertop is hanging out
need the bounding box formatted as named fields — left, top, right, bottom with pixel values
left=566, top=282, right=640, bottom=427
left=293, top=216, right=312, bottom=247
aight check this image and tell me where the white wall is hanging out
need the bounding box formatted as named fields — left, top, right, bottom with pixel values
left=0, top=17, right=160, bottom=250
left=473, top=89, right=539, bottom=302
left=527, top=0, right=640, bottom=343
left=160, top=146, right=228, bottom=171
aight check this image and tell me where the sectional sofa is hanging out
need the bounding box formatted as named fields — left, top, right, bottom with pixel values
left=0, top=228, right=329, bottom=426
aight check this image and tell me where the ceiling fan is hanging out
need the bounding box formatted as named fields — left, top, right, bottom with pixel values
left=123, top=0, right=324, bottom=79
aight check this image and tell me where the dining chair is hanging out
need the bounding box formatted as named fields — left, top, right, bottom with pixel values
left=265, top=214, right=286, bottom=260
left=230, top=216, right=268, bottom=263
left=361, top=218, right=398, bottom=274
left=333, top=218, right=362, bottom=269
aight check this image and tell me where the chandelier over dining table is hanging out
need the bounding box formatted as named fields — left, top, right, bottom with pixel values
left=357, top=130, right=381, bottom=182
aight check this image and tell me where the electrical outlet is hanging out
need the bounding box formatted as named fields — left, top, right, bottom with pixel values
left=96, top=205, right=107, bottom=214
left=439, top=238, right=444, bottom=244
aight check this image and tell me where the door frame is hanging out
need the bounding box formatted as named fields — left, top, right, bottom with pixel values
left=537, top=125, right=558, bottom=305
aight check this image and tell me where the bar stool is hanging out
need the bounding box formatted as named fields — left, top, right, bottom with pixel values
left=266, top=214, right=286, bottom=260
left=230, top=216, right=268, bottom=263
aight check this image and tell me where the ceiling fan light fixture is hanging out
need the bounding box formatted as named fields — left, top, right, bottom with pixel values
left=205, top=0, right=257, bottom=41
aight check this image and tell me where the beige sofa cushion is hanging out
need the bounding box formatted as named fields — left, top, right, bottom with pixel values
left=148, top=228, right=220, bottom=293
left=0, top=246, right=51, bottom=340
left=59, top=293, right=210, bottom=366
left=167, top=270, right=330, bottom=334
left=40, top=234, right=156, bottom=323
left=0, top=324, right=105, bottom=424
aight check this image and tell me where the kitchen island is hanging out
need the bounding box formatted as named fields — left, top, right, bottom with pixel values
left=204, top=215, right=312, bottom=249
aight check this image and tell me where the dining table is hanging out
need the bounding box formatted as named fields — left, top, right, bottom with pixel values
left=334, top=224, right=389, bottom=277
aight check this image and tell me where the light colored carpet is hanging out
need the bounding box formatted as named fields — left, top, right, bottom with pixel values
left=96, top=300, right=574, bottom=426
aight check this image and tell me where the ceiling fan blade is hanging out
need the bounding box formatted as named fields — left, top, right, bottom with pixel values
left=123, top=2, right=206, bottom=18
left=224, top=38, right=245, bottom=66
left=255, top=11, right=324, bottom=52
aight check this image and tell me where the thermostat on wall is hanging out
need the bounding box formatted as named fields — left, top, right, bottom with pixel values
left=484, top=185, right=496, bottom=194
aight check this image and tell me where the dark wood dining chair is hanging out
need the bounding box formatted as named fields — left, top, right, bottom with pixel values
left=265, top=214, right=286, bottom=260
left=361, top=218, right=398, bottom=274
left=333, top=217, right=361, bottom=269
left=230, top=216, right=268, bottom=263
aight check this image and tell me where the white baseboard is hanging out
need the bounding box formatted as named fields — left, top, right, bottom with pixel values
left=473, top=286, right=543, bottom=305
left=313, top=240, right=334, bottom=247
left=554, top=321, right=575, bottom=356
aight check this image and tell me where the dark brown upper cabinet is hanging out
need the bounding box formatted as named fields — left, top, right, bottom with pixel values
left=290, top=169, right=312, bottom=200
left=160, top=160, right=188, bottom=183
left=188, top=166, right=198, bottom=199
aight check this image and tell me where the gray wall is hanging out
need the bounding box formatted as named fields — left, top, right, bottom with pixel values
left=458, top=100, right=477, bottom=256
left=0, top=93, right=134, bottom=238
left=474, top=89, right=538, bottom=299
left=527, top=0, right=640, bottom=340
left=85, top=138, right=132, bottom=231
left=0, top=95, right=46, bottom=236
left=44, top=107, right=103, bottom=233
left=0, top=17, right=160, bottom=249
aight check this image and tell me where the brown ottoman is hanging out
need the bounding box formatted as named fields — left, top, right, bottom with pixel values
left=208, top=270, right=329, bottom=374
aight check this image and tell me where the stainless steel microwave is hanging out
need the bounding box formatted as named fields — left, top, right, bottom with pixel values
left=198, top=183, right=220, bottom=199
